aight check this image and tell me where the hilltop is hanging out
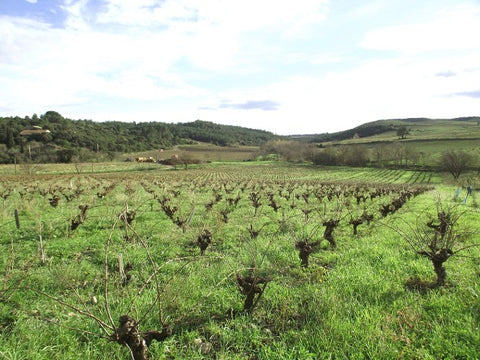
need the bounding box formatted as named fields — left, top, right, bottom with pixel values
left=292, top=117, right=480, bottom=143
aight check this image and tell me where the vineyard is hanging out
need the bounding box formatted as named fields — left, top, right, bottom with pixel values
left=0, top=164, right=479, bottom=359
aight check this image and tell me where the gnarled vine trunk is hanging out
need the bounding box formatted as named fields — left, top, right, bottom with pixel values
left=419, top=248, right=452, bottom=288
left=112, top=315, right=171, bottom=360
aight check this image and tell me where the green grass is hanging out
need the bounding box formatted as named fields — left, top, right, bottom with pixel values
left=337, top=118, right=480, bottom=143
left=326, top=118, right=480, bottom=167
left=1, top=163, right=479, bottom=359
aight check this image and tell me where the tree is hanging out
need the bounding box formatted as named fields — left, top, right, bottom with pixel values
left=396, top=126, right=410, bottom=139
left=5, top=125, right=15, bottom=149
left=372, top=144, right=387, bottom=168
left=310, top=146, right=338, bottom=166
left=41, top=110, right=64, bottom=123
left=263, top=140, right=314, bottom=163
left=177, top=151, right=199, bottom=169
left=341, top=145, right=369, bottom=167
left=440, top=150, right=473, bottom=180
left=56, top=148, right=75, bottom=163
left=0, top=144, right=10, bottom=163
left=403, top=145, right=419, bottom=168
left=391, top=142, right=405, bottom=168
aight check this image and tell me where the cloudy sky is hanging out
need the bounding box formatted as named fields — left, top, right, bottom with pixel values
left=1, top=0, right=479, bottom=135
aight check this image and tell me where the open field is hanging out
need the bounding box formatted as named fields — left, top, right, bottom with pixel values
left=322, top=118, right=480, bottom=167
left=332, top=118, right=480, bottom=143
left=0, top=163, right=479, bottom=359
left=0, top=162, right=161, bottom=176
left=0, top=160, right=453, bottom=184
left=329, top=138, right=480, bottom=167
left=119, top=144, right=261, bottom=164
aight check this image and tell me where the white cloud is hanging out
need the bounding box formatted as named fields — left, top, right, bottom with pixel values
left=94, top=0, right=329, bottom=32
left=198, top=50, right=480, bottom=134
left=0, top=0, right=331, bottom=111
left=24, top=0, right=37, bottom=3
left=2, top=0, right=480, bottom=135
left=361, top=5, right=480, bottom=53
left=311, top=53, right=345, bottom=65
left=84, top=0, right=330, bottom=70
left=0, top=13, right=209, bottom=116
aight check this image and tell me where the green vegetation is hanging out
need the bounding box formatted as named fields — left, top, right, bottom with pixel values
left=293, top=119, right=480, bottom=170
left=0, top=112, right=479, bottom=358
left=2, top=113, right=480, bottom=177
left=440, top=150, right=475, bottom=180
left=0, top=111, right=277, bottom=164
left=300, top=117, right=480, bottom=143
left=396, top=126, right=411, bottom=139
left=0, top=163, right=479, bottom=359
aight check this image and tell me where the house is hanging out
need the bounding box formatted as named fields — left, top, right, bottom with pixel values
left=20, top=126, right=51, bottom=136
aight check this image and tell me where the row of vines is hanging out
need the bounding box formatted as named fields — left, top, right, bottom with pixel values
left=0, top=165, right=476, bottom=359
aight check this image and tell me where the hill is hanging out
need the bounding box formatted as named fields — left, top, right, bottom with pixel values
left=293, top=117, right=480, bottom=143
left=295, top=117, right=480, bottom=169
left=0, top=111, right=278, bottom=163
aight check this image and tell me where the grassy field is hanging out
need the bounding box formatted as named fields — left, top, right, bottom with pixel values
left=335, top=118, right=480, bottom=143
left=118, top=144, right=260, bottom=164
left=325, top=118, right=480, bottom=167
left=0, top=160, right=451, bottom=184
left=0, top=162, right=479, bottom=359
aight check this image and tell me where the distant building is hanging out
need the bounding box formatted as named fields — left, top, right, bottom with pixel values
left=20, top=126, right=51, bottom=136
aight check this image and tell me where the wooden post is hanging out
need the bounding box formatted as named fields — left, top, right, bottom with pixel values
left=186, top=206, right=196, bottom=229
left=118, top=253, right=126, bottom=285
left=14, top=209, right=20, bottom=229
left=123, top=207, right=130, bottom=241
left=39, top=235, right=46, bottom=264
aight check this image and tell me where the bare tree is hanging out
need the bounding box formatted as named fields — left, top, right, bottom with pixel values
left=310, top=146, right=338, bottom=166
left=372, top=143, right=389, bottom=168
left=403, top=145, right=419, bottom=168
left=390, top=142, right=404, bottom=168
left=342, top=145, right=369, bottom=167
left=440, top=150, right=474, bottom=180
left=177, top=151, right=199, bottom=169
left=262, top=140, right=313, bottom=163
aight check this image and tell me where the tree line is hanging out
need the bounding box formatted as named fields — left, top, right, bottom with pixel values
left=0, top=111, right=277, bottom=163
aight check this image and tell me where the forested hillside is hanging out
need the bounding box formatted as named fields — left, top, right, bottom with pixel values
left=0, top=111, right=277, bottom=163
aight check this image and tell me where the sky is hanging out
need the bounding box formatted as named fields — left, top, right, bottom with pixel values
left=1, top=0, right=479, bottom=135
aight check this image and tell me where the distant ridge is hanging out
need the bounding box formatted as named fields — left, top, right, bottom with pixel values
left=291, top=117, right=480, bottom=142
